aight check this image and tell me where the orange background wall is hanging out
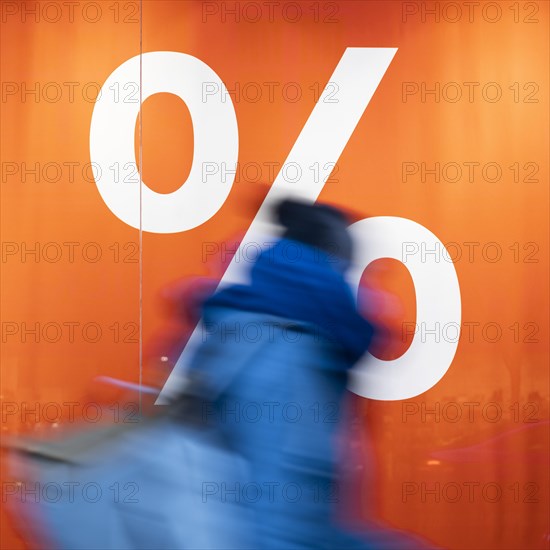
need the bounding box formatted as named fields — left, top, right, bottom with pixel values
left=1, top=1, right=548, bottom=549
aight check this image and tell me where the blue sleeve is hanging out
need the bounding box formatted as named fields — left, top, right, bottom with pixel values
left=317, top=272, right=375, bottom=367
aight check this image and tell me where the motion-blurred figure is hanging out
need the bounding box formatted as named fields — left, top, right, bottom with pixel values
left=186, top=199, right=427, bottom=549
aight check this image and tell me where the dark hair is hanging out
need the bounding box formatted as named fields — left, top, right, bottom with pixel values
left=275, top=198, right=353, bottom=264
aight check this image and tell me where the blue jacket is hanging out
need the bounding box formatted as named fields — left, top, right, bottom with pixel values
left=205, top=238, right=374, bottom=365
left=188, top=239, right=376, bottom=548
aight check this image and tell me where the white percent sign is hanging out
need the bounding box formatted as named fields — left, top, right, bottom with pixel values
left=89, top=48, right=461, bottom=403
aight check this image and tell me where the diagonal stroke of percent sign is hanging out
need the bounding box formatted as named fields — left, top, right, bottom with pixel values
left=157, top=47, right=397, bottom=403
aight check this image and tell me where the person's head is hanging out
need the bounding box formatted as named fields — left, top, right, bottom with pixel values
left=275, top=198, right=353, bottom=269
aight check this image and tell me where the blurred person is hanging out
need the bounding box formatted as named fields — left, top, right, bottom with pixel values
left=183, top=198, right=432, bottom=549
